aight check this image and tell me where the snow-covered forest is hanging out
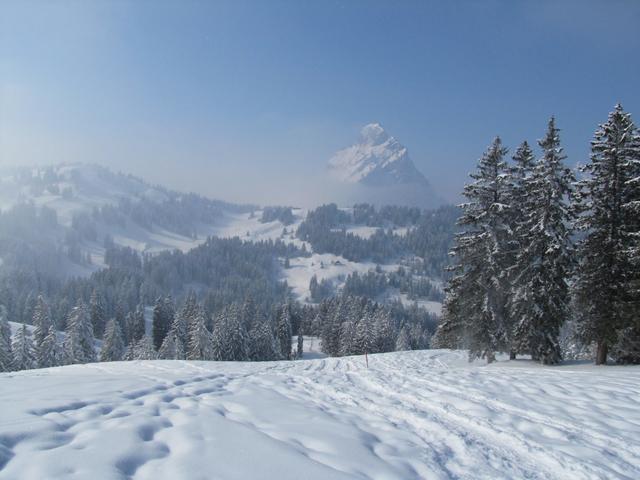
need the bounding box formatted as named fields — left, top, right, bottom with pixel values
left=1, top=105, right=639, bottom=373
left=434, top=105, right=640, bottom=366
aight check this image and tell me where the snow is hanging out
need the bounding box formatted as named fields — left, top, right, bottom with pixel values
left=1, top=350, right=639, bottom=479
left=282, top=252, right=398, bottom=302
left=328, top=123, right=428, bottom=187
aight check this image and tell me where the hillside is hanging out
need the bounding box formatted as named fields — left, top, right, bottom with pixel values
left=1, top=350, right=638, bottom=479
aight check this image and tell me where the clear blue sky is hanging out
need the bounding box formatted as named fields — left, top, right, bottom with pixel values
left=1, top=0, right=639, bottom=205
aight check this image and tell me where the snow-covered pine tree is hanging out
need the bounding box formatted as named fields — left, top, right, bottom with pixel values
left=395, top=326, right=412, bottom=352
left=574, top=105, right=640, bottom=364
left=127, top=304, right=146, bottom=345
left=100, top=319, right=125, bottom=362
left=172, top=301, right=192, bottom=349
left=227, top=306, right=249, bottom=361
left=133, top=335, right=157, bottom=360
left=159, top=330, right=185, bottom=360
left=505, top=141, right=536, bottom=358
left=354, top=312, right=373, bottom=355
left=511, top=117, right=574, bottom=364
left=152, top=296, right=172, bottom=350
left=12, top=324, right=35, bottom=371
left=248, top=321, right=279, bottom=361
left=38, top=325, right=60, bottom=368
left=32, top=295, right=51, bottom=359
left=63, top=301, right=96, bottom=364
left=431, top=276, right=468, bottom=350
left=89, top=289, right=106, bottom=338
left=188, top=306, right=213, bottom=360
left=440, top=137, right=512, bottom=363
left=339, top=320, right=356, bottom=356
left=372, top=308, right=395, bottom=353
left=0, top=305, right=14, bottom=371
left=276, top=304, right=293, bottom=360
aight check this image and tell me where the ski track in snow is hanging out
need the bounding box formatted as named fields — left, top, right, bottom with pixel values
left=0, top=351, right=639, bottom=480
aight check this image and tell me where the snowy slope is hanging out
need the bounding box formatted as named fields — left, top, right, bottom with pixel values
left=328, top=124, right=441, bottom=207
left=1, top=351, right=638, bottom=480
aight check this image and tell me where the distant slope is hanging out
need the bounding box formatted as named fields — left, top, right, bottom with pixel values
left=1, top=350, right=638, bottom=479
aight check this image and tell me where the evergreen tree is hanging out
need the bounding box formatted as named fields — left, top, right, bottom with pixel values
left=39, top=326, right=60, bottom=368
left=127, top=304, right=146, bottom=345
left=373, top=308, right=395, bottom=353
left=505, top=141, right=536, bottom=358
left=63, top=301, right=96, bottom=364
left=511, top=118, right=574, bottom=364
left=574, top=105, right=640, bottom=364
left=248, top=321, right=279, bottom=361
left=339, top=320, right=356, bottom=356
left=0, top=305, right=13, bottom=372
left=212, top=306, right=249, bottom=361
left=12, top=324, right=35, bottom=370
left=152, top=297, right=172, bottom=350
left=89, top=289, right=106, bottom=338
left=133, top=335, right=157, bottom=360
left=395, top=326, right=412, bottom=351
left=188, top=307, right=213, bottom=360
left=354, top=313, right=373, bottom=354
left=32, top=295, right=51, bottom=356
left=510, top=118, right=573, bottom=364
left=159, top=330, right=185, bottom=360
left=442, top=137, right=512, bottom=363
left=173, top=294, right=195, bottom=347
left=100, top=319, right=125, bottom=362
left=276, top=304, right=293, bottom=360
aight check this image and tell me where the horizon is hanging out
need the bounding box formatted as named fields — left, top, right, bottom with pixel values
left=1, top=0, right=639, bottom=206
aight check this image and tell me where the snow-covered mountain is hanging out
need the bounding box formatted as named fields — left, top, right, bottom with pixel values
left=328, top=123, right=442, bottom=207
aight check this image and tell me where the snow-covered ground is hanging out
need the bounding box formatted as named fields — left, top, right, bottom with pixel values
left=1, top=350, right=638, bottom=480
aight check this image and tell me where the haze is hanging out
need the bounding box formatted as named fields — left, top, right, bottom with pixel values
left=1, top=0, right=639, bottom=206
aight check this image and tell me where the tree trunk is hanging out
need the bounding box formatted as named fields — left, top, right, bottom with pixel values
left=596, top=340, right=608, bottom=365
left=509, top=350, right=516, bottom=360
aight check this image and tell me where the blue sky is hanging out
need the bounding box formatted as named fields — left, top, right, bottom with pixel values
left=1, top=0, right=639, bottom=205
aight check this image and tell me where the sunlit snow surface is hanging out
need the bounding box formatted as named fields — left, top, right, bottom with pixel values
left=1, top=350, right=639, bottom=480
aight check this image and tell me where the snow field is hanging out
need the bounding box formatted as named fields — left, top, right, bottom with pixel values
left=1, top=350, right=639, bottom=480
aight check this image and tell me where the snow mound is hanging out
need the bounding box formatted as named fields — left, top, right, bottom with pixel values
left=1, top=350, right=638, bottom=479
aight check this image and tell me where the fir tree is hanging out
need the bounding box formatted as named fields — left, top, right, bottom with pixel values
left=188, top=307, right=213, bottom=360
left=511, top=118, right=574, bottom=364
left=12, top=324, right=35, bottom=371
left=395, top=326, right=412, bottom=351
left=32, top=295, right=51, bottom=356
left=248, top=321, right=278, bottom=361
left=89, top=289, right=106, bottom=338
left=442, top=137, right=512, bottom=363
left=505, top=141, right=536, bottom=358
left=133, top=335, right=157, bottom=360
left=38, top=326, right=60, bottom=368
left=354, top=313, right=373, bottom=355
left=339, top=321, right=356, bottom=356
left=127, top=304, right=146, bottom=345
left=574, top=105, right=640, bottom=364
left=159, top=331, right=184, bottom=360
left=0, top=305, right=13, bottom=372
left=100, top=319, right=125, bottom=362
left=276, top=304, right=293, bottom=360
left=63, top=301, right=96, bottom=364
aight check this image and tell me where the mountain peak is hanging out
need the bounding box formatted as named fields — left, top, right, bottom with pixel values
left=327, top=123, right=441, bottom=207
